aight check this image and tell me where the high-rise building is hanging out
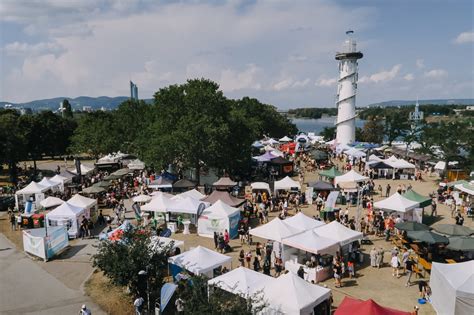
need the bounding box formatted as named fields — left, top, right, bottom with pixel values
left=335, top=31, right=363, bottom=145
left=130, top=81, right=138, bottom=100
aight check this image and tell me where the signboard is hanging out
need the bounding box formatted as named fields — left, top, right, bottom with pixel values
left=23, top=226, right=68, bottom=261
left=305, top=187, right=314, bottom=205
left=244, top=185, right=252, bottom=200
left=324, top=191, right=340, bottom=212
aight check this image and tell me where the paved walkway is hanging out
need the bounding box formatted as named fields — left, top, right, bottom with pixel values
left=0, top=233, right=104, bottom=315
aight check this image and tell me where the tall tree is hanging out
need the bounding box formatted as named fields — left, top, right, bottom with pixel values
left=113, top=99, right=150, bottom=154
left=384, top=112, right=411, bottom=145
left=361, top=116, right=384, bottom=143
left=62, top=99, right=73, bottom=118
left=0, top=109, right=27, bottom=183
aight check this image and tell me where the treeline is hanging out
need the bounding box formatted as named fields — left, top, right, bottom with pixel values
left=287, top=107, right=338, bottom=119
left=1, top=79, right=297, bottom=183
left=358, top=104, right=470, bottom=120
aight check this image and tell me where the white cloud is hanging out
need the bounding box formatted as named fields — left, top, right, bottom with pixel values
left=416, top=59, right=424, bottom=69
left=219, top=64, right=263, bottom=92
left=360, top=64, right=402, bottom=83
left=292, top=78, right=311, bottom=88
left=424, top=69, right=448, bottom=79
left=3, top=41, right=63, bottom=56
left=404, top=73, right=414, bottom=81
left=272, top=78, right=294, bottom=91
left=454, top=31, right=474, bottom=44
left=315, top=77, right=337, bottom=87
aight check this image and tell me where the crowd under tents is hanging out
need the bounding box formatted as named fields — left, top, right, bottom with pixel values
left=250, top=182, right=272, bottom=196
left=274, top=176, right=301, bottom=193
left=201, top=190, right=244, bottom=207
left=197, top=200, right=240, bottom=239
left=430, top=261, right=474, bottom=315
left=168, top=245, right=231, bottom=278
left=373, top=193, right=422, bottom=222
left=334, top=297, right=411, bottom=315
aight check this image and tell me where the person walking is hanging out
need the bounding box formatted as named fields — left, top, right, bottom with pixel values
left=9, top=212, right=16, bottom=231
left=401, top=249, right=409, bottom=275
left=370, top=247, right=377, bottom=267
left=431, top=199, right=437, bottom=217
left=213, top=231, right=218, bottom=249
left=391, top=254, right=400, bottom=278
left=79, top=304, right=92, bottom=315
left=245, top=250, right=252, bottom=269
left=238, top=224, right=245, bottom=244
left=405, top=257, right=415, bottom=287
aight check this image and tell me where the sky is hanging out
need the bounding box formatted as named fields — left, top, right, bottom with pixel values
left=0, top=0, right=473, bottom=109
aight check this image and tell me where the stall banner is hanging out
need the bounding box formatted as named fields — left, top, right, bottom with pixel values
left=23, top=231, right=46, bottom=259
left=244, top=185, right=252, bottom=200
left=228, top=212, right=240, bottom=239
left=305, top=187, right=313, bottom=205
left=324, top=191, right=339, bottom=212
left=45, top=226, right=68, bottom=259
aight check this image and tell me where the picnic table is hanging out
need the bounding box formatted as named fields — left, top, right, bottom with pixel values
left=445, top=259, right=457, bottom=264
left=418, top=257, right=432, bottom=277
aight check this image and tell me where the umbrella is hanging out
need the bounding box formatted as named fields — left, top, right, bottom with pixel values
left=82, top=185, right=105, bottom=194
left=447, top=236, right=474, bottom=251
left=433, top=224, right=474, bottom=236
left=395, top=222, right=430, bottom=231
left=407, top=230, right=449, bottom=244
left=94, top=180, right=111, bottom=188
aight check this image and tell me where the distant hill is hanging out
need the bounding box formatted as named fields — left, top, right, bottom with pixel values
left=0, top=96, right=153, bottom=112
left=365, top=99, right=474, bottom=108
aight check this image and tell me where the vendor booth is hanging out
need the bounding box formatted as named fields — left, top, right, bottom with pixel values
left=39, top=196, right=64, bottom=209
left=67, top=194, right=98, bottom=222
left=22, top=226, right=69, bottom=261
left=373, top=193, right=422, bottom=223
left=259, top=272, right=332, bottom=315
left=284, top=212, right=325, bottom=231
left=201, top=190, right=244, bottom=207
left=15, top=181, right=49, bottom=212
left=251, top=182, right=272, bottom=196
left=197, top=200, right=240, bottom=239
left=50, top=174, right=70, bottom=192
left=46, top=202, right=87, bottom=238
left=168, top=245, right=231, bottom=279
left=334, top=297, right=411, bottom=315
left=274, top=176, right=301, bottom=195
left=314, top=221, right=363, bottom=247
left=430, top=261, right=474, bottom=315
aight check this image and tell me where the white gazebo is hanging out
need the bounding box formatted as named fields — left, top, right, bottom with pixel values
left=274, top=176, right=301, bottom=193
left=249, top=218, right=304, bottom=242
left=282, top=229, right=340, bottom=256
left=284, top=212, right=325, bottom=231
left=15, top=181, right=49, bottom=212
left=142, top=194, right=173, bottom=212
left=168, top=245, right=231, bottom=278
left=38, top=177, right=61, bottom=192
left=373, top=192, right=422, bottom=222
left=334, top=170, right=368, bottom=185
left=455, top=183, right=474, bottom=196
left=313, top=221, right=363, bottom=246
left=67, top=194, right=98, bottom=221
left=174, top=189, right=206, bottom=200
left=46, top=202, right=86, bottom=238
left=39, top=196, right=64, bottom=209
left=197, top=200, right=241, bottom=239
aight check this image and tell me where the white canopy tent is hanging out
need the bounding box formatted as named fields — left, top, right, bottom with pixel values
left=259, top=272, right=331, bottom=315
left=279, top=136, right=292, bottom=142
left=368, top=154, right=383, bottom=162
left=313, top=221, right=363, bottom=246
left=373, top=192, right=419, bottom=213
left=167, top=197, right=207, bottom=215
left=46, top=202, right=86, bottom=238
left=249, top=218, right=304, bottom=242
left=274, top=176, right=301, bottom=193
left=38, top=177, right=61, bottom=192
left=50, top=174, right=70, bottom=184
left=142, top=194, right=173, bottom=212
left=344, top=147, right=366, bottom=158
left=15, top=181, right=49, bottom=211
left=334, top=170, right=368, bottom=185
left=173, top=189, right=205, bottom=200
left=67, top=194, right=98, bottom=221
left=40, top=196, right=64, bottom=208
left=284, top=212, right=325, bottom=231
left=168, top=245, right=231, bottom=278
left=128, top=159, right=146, bottom=170
left=197, top=200, right=240, bottom=239
left=133, top=194, right=152, bottom=203
left=455, top=183, right=474, bottom=196
left=251, top=182, right=272, bottom=195
left=430, top=261, right=474, bottom=315
left=282, top=229, right=340, bottom=256
left=68, top=164, right=94, bottom=175
left=208, top=266, right=275, bottom=297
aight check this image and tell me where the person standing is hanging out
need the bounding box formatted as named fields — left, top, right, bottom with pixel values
left=238, top=225, right=245, bottom=245
left=253, top=256, right=261, bottom=272
left=9, top=212, right=16, bottom=231
left=455, top=213, right=464, bottom=226
left=297, top=266, right=306, bottom=279
left=238, top=249, right=245, bottom=267
left=376, top=248, right=384, bottom=268
left=133, top=296, right=144, bottom=315
left=224, top=229, right=230, bottom=245
left=385, top=184, right=391, bottom=197
left=431, top=199, right=437, bottom=217
left=263, top=258, right=271, bottom=275
left=405, top=257, right=415, bottom=287
left=391, top=254, right=400, bottom=278
left=370, top=247, right=377, bottom=267
left=245, top=250, right=252, bottom=269
left=401, top=249, right=409, bottom=275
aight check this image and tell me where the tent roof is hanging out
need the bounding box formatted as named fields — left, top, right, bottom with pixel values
left=274, top=176, right=301, bottom=191
left=81, top=185, right=105, bottom=194
left=334, top=297, right=411, bottom=315
left=310, top=149, right=329, bottom=161
left=253, top=151, right=278, bottom=162
left=68, top=164, right=94, bottom=175
left=167, top=197, right=206, bottom=214
left=368, top=161, right=394, bottom=169
left=368, top=154, right=383, bottom=162
left=40, top=196, right=64, bottom=208
left=318, top=167, right=343, bottom=179
left=284, top=212, right=326, bottom=231
left=251, top=182, right=271, bottom=192
left=111, top=168, right=131, bottom=176
left=279, top=136, right=292, bottom=142
left=345, top=147, right=366, bottom=158
left=455, top=183, right=474, bottom=195
left=128, top=159, right=145, bottom=170
left=261, top=272, right=331, bottom=314
left=201, top=200, right=240, bottom=218
left=142, top=194, right=173, bottom=212
left=47, top=202, right=84, bottom=218
left=282, top=229, right=339, bottom=255
left=168, top=246, right=231, bottom=275
left=308, top=180, right=334, bottom=190
left=269, top=156, right=292, bottom=165
left=335, top=170, right=369, bottom=185
left=67, top=194, right=97, bottom=209
left=432, top=261, right=474, bottom=294
left=208, top=266, right=275, bottom=297
left=402, top=190, right=432, bottom=207
left=174, top=189, right=205, bottom=200
left=38, top=177, right=60, bottom=188
left=16, top=181, right=49, bottom=194
left=249, top=218, right=304, bottom=242
left=172, top=179, right=197, bottom=189
left=374, top=192, right=419, bottom=212
left=314, top=221, right=363, bottom=246
left=212, top=177, right=237, bottom=187
left=201, top=190, right=245, bottom=207
left=133, top=194, right=152, bottom=203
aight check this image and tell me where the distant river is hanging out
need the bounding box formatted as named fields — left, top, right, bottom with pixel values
left=291, top=116, right=366, bottom=134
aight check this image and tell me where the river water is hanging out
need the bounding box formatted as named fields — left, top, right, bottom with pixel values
left=291, top=116, right=366, bottom=134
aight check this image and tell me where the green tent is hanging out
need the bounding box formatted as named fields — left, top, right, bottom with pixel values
left=318, top=167, right=342, bottom=179
left=402, top=190, right=432, bottom=208
left=407, top=230, right=449, bottom=244
left=447, top=236, right=474, bottom=251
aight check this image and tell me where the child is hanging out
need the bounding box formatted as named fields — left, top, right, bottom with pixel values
left=347, top=259, right=355, bottom=279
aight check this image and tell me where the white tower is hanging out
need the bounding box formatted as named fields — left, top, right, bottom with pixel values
left=335, top=31, right=363, bottom=145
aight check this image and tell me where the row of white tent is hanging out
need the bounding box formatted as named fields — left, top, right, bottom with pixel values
left=15, top=175, right=72, bottom=210
left=367, top=154, right=416, bottom=169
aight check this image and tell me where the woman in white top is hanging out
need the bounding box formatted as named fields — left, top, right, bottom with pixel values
left=391, top=255, right=400, bottom=278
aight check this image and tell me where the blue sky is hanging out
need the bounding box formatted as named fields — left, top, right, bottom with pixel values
left=0, top=0, right=472, bottom=108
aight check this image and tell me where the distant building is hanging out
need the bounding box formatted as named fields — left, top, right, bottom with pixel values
left=82, top=106, right=92, bottom=112
left=467, top=106, right=474, bottom=111
left=130, top=81, right=138, bottom=100
left=409, top=100, right=424, bottom=121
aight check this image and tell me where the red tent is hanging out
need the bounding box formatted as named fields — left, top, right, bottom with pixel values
left=335, top=297, right=411, bottom=315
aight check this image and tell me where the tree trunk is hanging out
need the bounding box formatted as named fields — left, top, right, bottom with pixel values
left=195, top=162, right=201, bottom=186
left=33, top=159, right=37, bottom=172
left=8, top=161, right=18, bottom=185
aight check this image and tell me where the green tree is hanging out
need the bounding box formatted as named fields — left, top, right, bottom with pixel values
left=319, top=126, right=336, bottom=141
left=0, top=109, right=27, bottom=183
left=62, top=99, right=73, bottom=118
left=361, top=116, right=384, bottom=143
left=384, top=112, right=411, bottom=145
left=113, top=99, right=150, bottom=154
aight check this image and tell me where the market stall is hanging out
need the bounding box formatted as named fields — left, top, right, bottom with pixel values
left=46, top=202, right=87, bottom=238
left=373, top=193, right=421, bottom=223
left=274, top=176, right=301, bottom=195
left=15, top=181, right=49, bottom=213
left=197, top=200, right=240, bottom=239
left=67, top=194, right=98, bottom=222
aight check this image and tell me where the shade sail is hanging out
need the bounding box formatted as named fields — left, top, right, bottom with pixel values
left=94, top=180, right=111, bottom=188
left=308, top=180, right=334, bottom=190
left=201, top=190, right=244, bottom=207
left=394, top=222, right=430, bottom=231
left=433, top=224, right=474, bottom=236
left=447, top=236, right=474, bottom=251
left=274, top=176, right=301, bottom=191
left=249, top=218, right=304, bottom=242
left=407, top=230, right=449, bottom=244
left=16, top=182, right=49, bottom=194
left=314, top=221, right=363, bottom=246
left=402, top=190, right=432, bottom=207
left=172, top=179, right=196, bottom=189
left=208, top=266, right=275, bottom=297
left=334, top=297, right=411, bottom=315
left=133, top=194, right=152, bottom=203
left=318, top=167, right=342, bottom=179
left=282, top=229, right=339, bottom=255
left=260, top=272, right=331, bottom=315
left=168, top=246, right=231, bottom=275
left=373, top=192, right=419, bottom=213
left=334, top=170, right=368, bottom=185
left=212, top=177, right=237, bottom=187
left=284, top=212, right=325, bottom=231
left=40, top=196, right=64, bottom=208
left=430, top=261, right=474, bottom=315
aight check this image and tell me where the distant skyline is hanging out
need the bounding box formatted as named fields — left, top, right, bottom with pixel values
left=1, top=0, right=473, bottom=109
